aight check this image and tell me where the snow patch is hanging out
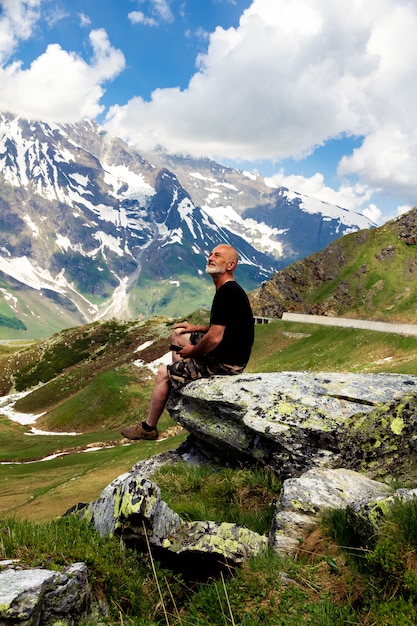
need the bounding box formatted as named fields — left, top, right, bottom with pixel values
left=137, top=351, right=172, bottom=375
left=0, top=255, right=67, bottom=292
left=68, top=172, right=89, bottom=187
left=243, top=170, right=258, bottom=181
left=56, top=234, right=72, bottom=251
left=0, top=389, right=46, bottom=425
left=92, top=231, right=125, bottom=256
left=177, top=198, right=197, bottom=238
left=135, top=340, right=154, bottom=352
left=203, top=205, right=284, bottom=258
left=283, top=190, right=373, bottom=230
left=103, top=163, right=155, bottom=201
left=24, top=215, right=39, bottom=237
left=0, top=288, right=18, bottom=311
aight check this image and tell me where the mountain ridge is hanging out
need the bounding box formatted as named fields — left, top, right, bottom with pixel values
left=0, top=112, right=376, bottom=338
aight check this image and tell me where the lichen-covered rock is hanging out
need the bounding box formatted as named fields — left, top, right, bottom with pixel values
left=69, top=371, right=417, bottom=584
left=81, top=471, right=183, bottom=545
left=339, top=392, right=417, bottom=480
left=346, top=487, right=417, bottom=548
left=167, top=371, right=417, bottom=478
left=78, top=466, right=267, bottom=569
left=269, top=468, right=391, bottom=555
left=0, top=562, right=93, bottom=626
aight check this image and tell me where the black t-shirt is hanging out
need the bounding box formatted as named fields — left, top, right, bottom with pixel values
left=209, top=281, right=254, bottom=366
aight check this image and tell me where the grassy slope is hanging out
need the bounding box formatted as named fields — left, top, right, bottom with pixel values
left=1, top=316, right=417, bottom=521
left=251, top=207, right=417, bottom=323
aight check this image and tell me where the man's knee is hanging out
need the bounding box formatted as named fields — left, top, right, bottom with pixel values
left=171, top=327, right=181, bottom=343
left=171, top=327, right=190, bottom=346
left=155, top=364, right=169, bottom=384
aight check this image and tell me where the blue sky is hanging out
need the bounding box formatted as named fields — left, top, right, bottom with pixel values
left=1, top=0, right=417, bottom=225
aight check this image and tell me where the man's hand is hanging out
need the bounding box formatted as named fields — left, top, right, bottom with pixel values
left=178, top=343, right=196, bottom=358
left=174, top=322, right=208, bottom=334
left=178, top=324, right=225, bottom=358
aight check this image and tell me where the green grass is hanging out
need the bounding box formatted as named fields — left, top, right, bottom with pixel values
left=153, top=463, right=282, bottom=535
left=4, top=494, right=417, bottom=624
left=1, top=316, right=417, bottom=622
left=0, top=515, right=175, bottom=622
left=252, top=221, right=417, bottom=325
left=0, top=425, right=186, bottom=520
left=34, top=368, right=144, bottom=431
left=129, top=273, right=215, bottom=319
left=248, top=320, right=417, bottom=374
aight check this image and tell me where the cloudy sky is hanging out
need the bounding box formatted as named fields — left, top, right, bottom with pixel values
left=1, top=0, right=416, bottom=225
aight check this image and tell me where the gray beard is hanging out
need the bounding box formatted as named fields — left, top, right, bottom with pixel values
left=205, top=266, right=222, bottom=276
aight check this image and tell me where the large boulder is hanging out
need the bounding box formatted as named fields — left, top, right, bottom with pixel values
left=167, top=371, right=417, bottom=479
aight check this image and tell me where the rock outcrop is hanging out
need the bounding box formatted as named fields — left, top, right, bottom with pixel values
left=167, top=371, right=417, bottom=480
left=75, top=371, right=417, bottom=561
left=78, top=459, right=268, bottom=575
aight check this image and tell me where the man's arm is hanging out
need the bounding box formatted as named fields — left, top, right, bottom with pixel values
left=178, top=324, right=225, bottom=358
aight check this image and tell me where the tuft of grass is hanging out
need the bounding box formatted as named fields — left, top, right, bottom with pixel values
left=152, top=463, right=282, bottom=535
left=389, top=495, right=417, bottom=549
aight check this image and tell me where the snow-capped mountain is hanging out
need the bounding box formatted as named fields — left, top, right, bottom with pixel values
left=0, top=112, right=375, bottom=338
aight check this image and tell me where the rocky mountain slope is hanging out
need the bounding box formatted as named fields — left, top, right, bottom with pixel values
left=0, top=112, right=375, bottom=338
left=250, top=206, right=417, bottom=324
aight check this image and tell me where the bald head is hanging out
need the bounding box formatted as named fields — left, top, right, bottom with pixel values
left=216, top=244, right=238, bottom=266
left=206, top=244, right=239, bottom=283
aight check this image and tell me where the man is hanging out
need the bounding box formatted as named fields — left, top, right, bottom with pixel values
left=120, top=243, right=254, bottom=440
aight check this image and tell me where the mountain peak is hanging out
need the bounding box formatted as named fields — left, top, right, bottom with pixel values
left=0, top=113, right=376, bottom=338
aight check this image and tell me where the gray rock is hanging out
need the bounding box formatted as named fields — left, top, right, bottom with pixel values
left=346, top=487, right=417, bottom=548
left=0, top=562, right=93, bottom=626
left=167, top=371, right=417, bottom=478
left=80, top=470, right=267, bottom=568
left=269, top=468, right=392, bottom=555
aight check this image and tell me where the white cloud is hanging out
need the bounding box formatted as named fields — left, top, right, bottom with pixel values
left=1, top=0, right=416, bottom=221
left=396, top=205, right=412, bottom=217
left=0, top=28, right=125, bottom=122
left=265, top=169, right=382, bottom=223
left=128, top=0, right=173, bottom=26
left=338, top=127, right=417, bottom=203
left=152, top=0, right=173, bottom=22
left=0, top=0, right=41, bottom=64
left=128, top=11, right=158, bottom=27
left=44, top=6, right=68, bottom=28
left=104, top=0, right=417, bottom=215
left=362, top=204, right=382, bottom=225
left=78, top=13, right=91, bottom=28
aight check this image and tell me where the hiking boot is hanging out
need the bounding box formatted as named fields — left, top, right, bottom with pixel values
left=120, top=422, right=158, bottom=440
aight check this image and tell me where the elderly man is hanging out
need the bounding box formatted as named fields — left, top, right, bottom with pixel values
left=121, top=244, right=254, bottom=440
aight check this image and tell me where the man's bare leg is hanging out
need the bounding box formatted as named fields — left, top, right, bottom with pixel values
left=145, top=365, right=170, bottom=428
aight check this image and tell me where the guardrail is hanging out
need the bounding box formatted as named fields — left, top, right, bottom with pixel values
left=253, top=316, right=275, bottom=324
left=281, top=313, right=417, bottom=337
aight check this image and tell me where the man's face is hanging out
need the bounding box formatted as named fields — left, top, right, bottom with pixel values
left=206, top=246, right=229, bottom=276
